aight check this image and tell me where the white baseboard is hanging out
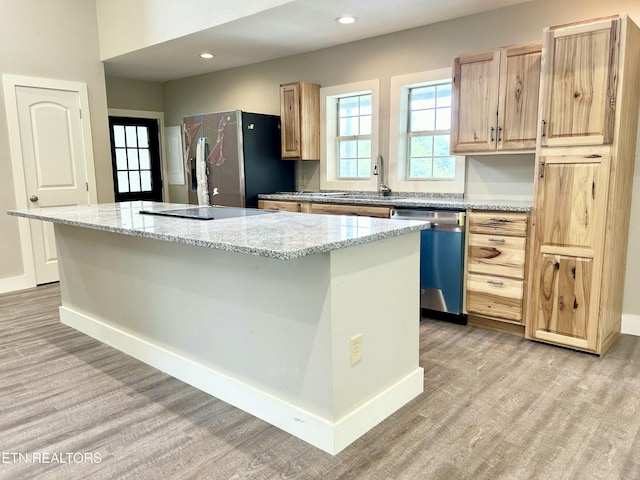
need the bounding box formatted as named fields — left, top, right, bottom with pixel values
left=60, top=305, right=423, bottom=455
left=622, top=314, right=640, bottom=337
left=0, top=274, right=35, bottom=294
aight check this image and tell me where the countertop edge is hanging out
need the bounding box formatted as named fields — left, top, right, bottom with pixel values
left=258, top=194, right=532, bottom=212
left=8, top=209, right=428, bottom=260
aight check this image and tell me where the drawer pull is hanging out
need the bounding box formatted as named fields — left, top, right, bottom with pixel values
left=488, top=237, right=506, bottom=243
left=489, top=217, right=509, bottom=222
left=487, top=280, right=504, bottom=286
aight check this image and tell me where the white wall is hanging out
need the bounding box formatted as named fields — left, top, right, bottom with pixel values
left=0, top=0, right=113, bottom=292
left=95, top=0, right=295, bottom=60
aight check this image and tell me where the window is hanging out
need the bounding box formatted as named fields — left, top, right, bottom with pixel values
left=388, top=69, right=464, bottom=194
left=337, top=94, right=372, bottom=178
left=320, top=80, right=379, bottom=191
left=406, top=83, right=455, bottom=179
left=109, top=116, right=163, bottom=202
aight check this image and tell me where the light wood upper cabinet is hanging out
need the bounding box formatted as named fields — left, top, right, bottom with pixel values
left=451, top=42, right=541, bottom=153
left=539, top=18, right=620, bottom=147
left=280, top=81, right=320, bottom=160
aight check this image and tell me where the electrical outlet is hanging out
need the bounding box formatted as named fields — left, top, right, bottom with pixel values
left=350, top=334, right=362, bottom=365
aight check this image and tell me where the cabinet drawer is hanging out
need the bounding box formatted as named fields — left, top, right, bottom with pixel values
left=468, top=212, right=528, bottom=236
left=309, top=203, right=392, bottom=218
left=258, top=200, right=306, bottom=212
left=467, top=233, right=526, bottom=279
left=466, top=273, right=524, bottom=322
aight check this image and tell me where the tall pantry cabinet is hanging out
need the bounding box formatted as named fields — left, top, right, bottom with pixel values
left=526, top=15, right=640, bottom=354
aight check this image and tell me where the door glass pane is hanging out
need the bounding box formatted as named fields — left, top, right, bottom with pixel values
left=137, top=126, right=149, bottom=147
left=114, top=126, right=126, bottom=147
left=127, top=149, right=139, bottom=169
left=129, top=171, right=141, bottom=192
left=140, top=171, right=152, bottom=191
left=117, top=171, right=129, bottom=193
left=125, top=126, right=137, bottom=147
left=139, top=149, right=150, bottom=169
left=115, top=149, right=127, bottom=170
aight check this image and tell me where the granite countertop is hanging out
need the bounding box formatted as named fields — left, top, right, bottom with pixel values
left=8, top=201, right=429, bottom=260
left=258, top=192, right=532, bottom=212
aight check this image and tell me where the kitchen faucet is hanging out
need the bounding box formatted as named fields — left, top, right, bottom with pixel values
left=373, top=154, right=392, bottom=195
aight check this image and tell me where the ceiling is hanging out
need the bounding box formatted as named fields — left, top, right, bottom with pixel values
left=102, top=0, right=531, bottom=83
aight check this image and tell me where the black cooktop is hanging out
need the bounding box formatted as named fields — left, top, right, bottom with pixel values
left=139, top=206, right=274, bottom=220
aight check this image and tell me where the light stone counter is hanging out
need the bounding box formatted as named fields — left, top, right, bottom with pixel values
left=9, top=201, right=429, bottom=260
left=8, top=200, right=425, bottom=455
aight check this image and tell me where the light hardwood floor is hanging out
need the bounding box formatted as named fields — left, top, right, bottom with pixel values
left=1, top=283, right=640, bottom=479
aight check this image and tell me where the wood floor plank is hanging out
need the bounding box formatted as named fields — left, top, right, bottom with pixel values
left=1, top=283, right=640, bottom=479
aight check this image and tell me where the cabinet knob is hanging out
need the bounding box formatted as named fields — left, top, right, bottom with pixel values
left=30, top=195, right=39, bottom=202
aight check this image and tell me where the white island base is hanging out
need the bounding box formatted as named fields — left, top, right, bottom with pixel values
left=55, top=223, right=423, bottom=455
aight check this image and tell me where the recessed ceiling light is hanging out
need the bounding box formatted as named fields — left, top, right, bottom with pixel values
left=200, top=52, right=215, bottom=59
left=336, top=15, right=357, bottom=25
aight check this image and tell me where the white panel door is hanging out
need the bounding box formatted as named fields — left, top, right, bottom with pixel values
left=16, top=86, right=90, bottom=284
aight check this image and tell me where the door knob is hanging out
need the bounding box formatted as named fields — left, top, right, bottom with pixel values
left=29, top=195, right=39, bottom=202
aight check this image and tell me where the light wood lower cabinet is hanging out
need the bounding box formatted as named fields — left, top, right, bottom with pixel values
left=258, top=199, right=392, bottom=218
left=308, top=203, right=391, bottom=218
left=258, top=199, right=311, bottom=213
left=465, top=211, right=529, bottom=334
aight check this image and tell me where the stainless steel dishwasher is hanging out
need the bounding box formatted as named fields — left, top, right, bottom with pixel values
left=392, top=208, right=466, bottom=323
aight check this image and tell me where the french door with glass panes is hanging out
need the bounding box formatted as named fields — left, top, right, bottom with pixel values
left=109, top=116, right=163, bottom=201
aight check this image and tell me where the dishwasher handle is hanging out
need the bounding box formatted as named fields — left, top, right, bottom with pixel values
left=391, top=209, right=465, bottom=230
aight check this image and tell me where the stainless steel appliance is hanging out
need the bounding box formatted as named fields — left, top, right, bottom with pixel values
left=183, top=110, right=295, bottom=208
left=392, top=208, right=466, bottom=322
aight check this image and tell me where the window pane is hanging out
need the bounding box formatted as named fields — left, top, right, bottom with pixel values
left=339, top=117, right=359, bottom=136
left=127, top=149, right=139, bottom=169
left=115, top=148, right=127, bottom=170
left=359, top=115, right=371, bottom=135
left=436, top=84, right=452, bottom=108
left=411, top=86, right=435, bottom=110
left=137, top=126, right=149, bottom=147
left=339, top=159, right=357, bottom=177
left=139, top=149, right=150, bottom=170
left=357, top=158, right=371, bottom=178
left=359, top=95, right=372, bottom=115
left=436, top=107, right=452, bottom=130
left=433, top=135, right=451, bottom=156
left=410, top=136, right=433, bottom=157
left=409, top=158, right=432, bottom=178
left=125, top=126, right=137, bottom=147
left=411, top=110, right=435, bottom=131
left=117, top=171, right=129, bottom=193
left=339, top=140, right=357, bottom=159
left=433, top=157, right=456, bottom=178
left=129, top=171, right=141, bottom=192
left=358, top=139, right=371, bottom=159
left=113, top=125, right=126, bottom=147
left=140, top=171, right=152, bottom=191
left=338, top=96, right=359, bottom=117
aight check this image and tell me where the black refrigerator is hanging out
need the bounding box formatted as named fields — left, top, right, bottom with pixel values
left=183, top=110, right=294, bottom=208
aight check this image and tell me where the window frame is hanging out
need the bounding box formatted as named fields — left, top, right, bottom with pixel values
left=388, top=69, right=465, bottom=194
left=320, top=80, right=379, bottom=192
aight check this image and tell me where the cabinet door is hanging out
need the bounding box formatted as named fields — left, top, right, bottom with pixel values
left=451, top=50, right=500, bottom=153
left=539, top=18, right=620, bottom=147
left=280, top=83, right=301, bottom=159
left=497, top=43, right=541, bottom=151
left=527, top=153, right=609, bottom=351
left=534, top=153, right=609, bottom=250
left=528, top=254, right=597, bottom=351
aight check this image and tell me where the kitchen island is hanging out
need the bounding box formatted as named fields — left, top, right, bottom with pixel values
left=9, top=201, right=428, bottom=455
